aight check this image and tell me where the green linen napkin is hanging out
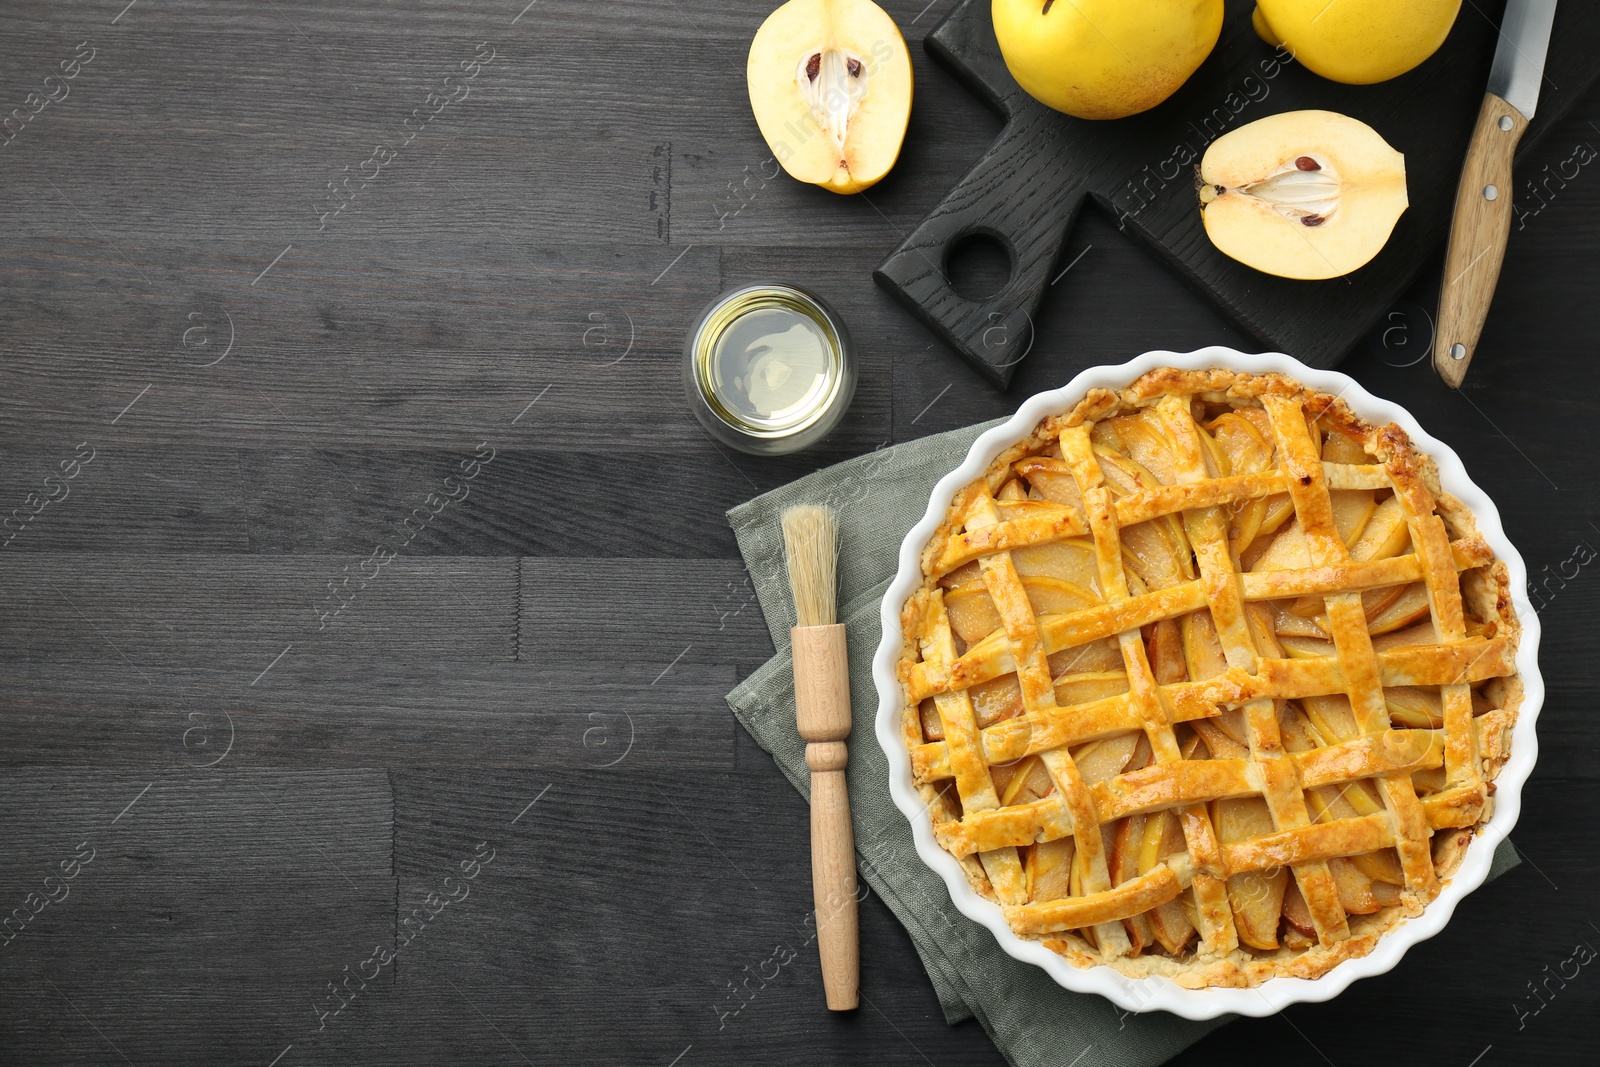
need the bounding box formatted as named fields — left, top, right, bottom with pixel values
left=724, top=420, right=1521, bottom=1067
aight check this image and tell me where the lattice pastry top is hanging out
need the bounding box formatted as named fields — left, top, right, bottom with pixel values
left=896, top=368, right=1521, bottom=988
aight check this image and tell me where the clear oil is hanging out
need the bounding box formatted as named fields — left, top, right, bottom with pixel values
left=692, top=286, right=847, bottom=439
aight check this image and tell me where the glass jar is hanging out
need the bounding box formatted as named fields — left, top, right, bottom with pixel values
left=683, top=282, right=856, bottom=456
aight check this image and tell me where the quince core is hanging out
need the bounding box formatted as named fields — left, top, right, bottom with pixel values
left=1199, top=110, right=1407, bottom=280
left=747, top=0, right=912, bottom=194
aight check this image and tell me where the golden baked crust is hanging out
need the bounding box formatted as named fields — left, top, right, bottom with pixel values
left=896, top=368, right=1521, bottom=988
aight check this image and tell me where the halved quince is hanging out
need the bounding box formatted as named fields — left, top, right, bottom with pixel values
left=1198, top=110, right=1407, bottom=280
left=746, top=0, right=912, bottom=194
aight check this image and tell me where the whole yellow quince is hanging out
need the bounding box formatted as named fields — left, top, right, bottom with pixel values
left=992, top=0, right=1223, bottom=120
left=1252, top=0, right=1461, bottom=84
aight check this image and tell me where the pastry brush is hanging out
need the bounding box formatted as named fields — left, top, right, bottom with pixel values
left=781, top=504, right=859, bottom=1011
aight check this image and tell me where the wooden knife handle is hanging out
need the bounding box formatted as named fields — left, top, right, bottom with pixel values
left=792, top=624, right=859, bottom=1011
left=1433, top=91, right=1529, bottom=388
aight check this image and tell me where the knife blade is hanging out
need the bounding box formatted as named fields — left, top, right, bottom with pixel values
left=1487, top=0, right=1558, bottom=120
left=1432, top=0, right=1558, bottom=388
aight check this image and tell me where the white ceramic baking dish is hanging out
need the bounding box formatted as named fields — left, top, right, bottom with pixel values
left=872, top=347, right=1543, bottom=1019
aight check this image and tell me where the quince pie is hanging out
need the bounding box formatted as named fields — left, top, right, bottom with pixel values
left=896, top=368, right=1521, bottom=987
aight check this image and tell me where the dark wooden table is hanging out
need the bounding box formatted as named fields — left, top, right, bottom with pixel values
left=1, top=3, right=1594, bottom=1065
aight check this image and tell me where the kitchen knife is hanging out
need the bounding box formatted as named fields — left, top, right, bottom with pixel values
left=1433, top=0, right=1558, bottom=388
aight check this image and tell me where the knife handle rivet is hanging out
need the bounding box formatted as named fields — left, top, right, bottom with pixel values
left=1498, top=115, right=1514, bottom=131
left=1483, top=184, right=1499, bottom=201
left=1449, top=343, right=1467, bottom=361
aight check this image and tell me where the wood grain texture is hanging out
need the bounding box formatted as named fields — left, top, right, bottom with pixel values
left=808, top=759, right=861, bottom=1011
left=519, top=558, right=774, bottom=668
left=0, top=770, right=395, bottom=1064
left=1434, top=92, right=1530, bottom=386
left=0, top=0, right=1595, bottom=1063
left=792, top=624, right=860, bottom=1010
left=0, top=554, right=516, bottom=665
left=0, top=662, right=741, bottom=770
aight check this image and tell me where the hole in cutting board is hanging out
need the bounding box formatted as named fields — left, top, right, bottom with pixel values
left=944, top=232, right=1013, bottom=301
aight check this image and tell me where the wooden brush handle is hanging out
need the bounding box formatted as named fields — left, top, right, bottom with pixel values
left=1434, top=91, right=1530, bottom=388
left=792, top=623, right=859, bottom=1012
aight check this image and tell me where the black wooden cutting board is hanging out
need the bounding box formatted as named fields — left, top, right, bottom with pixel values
left=875, top=0, right=1600, bottom=387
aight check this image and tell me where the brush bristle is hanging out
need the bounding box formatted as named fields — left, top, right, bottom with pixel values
left=781, top=504, right=838, bottom=628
